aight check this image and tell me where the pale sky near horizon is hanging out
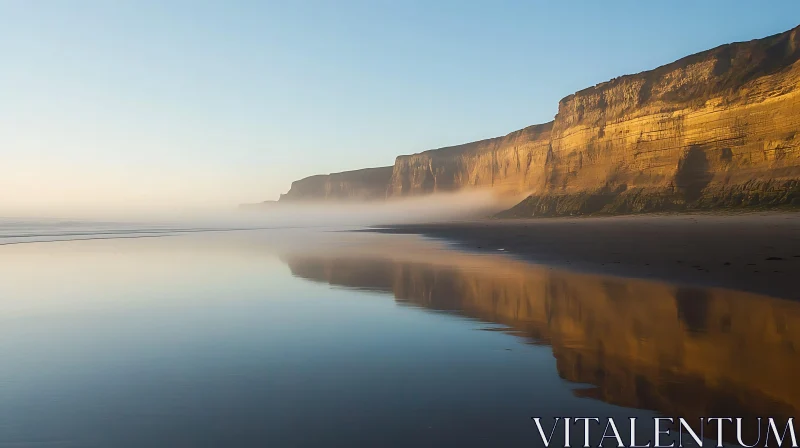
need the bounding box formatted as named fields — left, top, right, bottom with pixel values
left=2, top=1, right=799, bottom=214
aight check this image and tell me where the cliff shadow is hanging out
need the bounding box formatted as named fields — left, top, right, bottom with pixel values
left=674, top=145, right=713, bottom=203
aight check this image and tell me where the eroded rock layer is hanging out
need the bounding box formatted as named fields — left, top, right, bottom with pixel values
left=387, top=122, right=554, bottom=197
left=497, top=25, right=800, bottom=216
left=279, top=166, right=393, bottom=201
left=279, top=25, right=800, bottom=215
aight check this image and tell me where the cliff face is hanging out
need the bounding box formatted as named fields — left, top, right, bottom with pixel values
left=499, top=25, right=800, bottom=216
left=278, top=25, right=800, bottom=214
left=279, top=166, right=392, bottom=201
left=387, top=122, right=553, bottom=197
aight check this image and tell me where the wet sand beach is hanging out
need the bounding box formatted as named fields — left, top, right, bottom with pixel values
left=370, top=212, right=800, bottom=301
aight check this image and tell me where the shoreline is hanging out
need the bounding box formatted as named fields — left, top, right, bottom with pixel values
left=368, top=211, right=800, bottom=301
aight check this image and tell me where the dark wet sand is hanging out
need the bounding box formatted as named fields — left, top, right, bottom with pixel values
left=371, top=212, right=800, bottom=301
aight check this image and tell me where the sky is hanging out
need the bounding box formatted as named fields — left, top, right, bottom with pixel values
left=2, top=0, right=799, bottom=214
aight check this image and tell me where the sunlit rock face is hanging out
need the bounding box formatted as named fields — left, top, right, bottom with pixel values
left=387, top=122, right=554, bottom=197
left=498, top=25, right=800, bottom=216
left=278, top=166, right=393, bottom=201
left=278, top=25, right=800, bottom=214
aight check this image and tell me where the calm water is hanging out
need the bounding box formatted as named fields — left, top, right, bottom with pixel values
left=0, top=224, right=798, bottom=447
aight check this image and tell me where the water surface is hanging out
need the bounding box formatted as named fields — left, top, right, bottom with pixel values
left=0, top=225, right=797, bottom=447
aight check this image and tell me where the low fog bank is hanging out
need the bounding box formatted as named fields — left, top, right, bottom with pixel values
left=230, top=190, right=516, bottom=229
left=237, top=190, right=516, bottom=226
left=1, top=190, right=518, bottom=231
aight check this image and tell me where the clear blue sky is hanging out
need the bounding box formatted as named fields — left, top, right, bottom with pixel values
left=2, top=0, right=799, bottom=212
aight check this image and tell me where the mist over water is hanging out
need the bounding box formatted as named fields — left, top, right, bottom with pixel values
left=238, top=190, right=514, bottom=226
left=10, top=189, right=797, bottom=447
left=0, top=191, right=513, bottom=244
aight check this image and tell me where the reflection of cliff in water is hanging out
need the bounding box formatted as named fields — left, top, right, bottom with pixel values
left=283, top=251, right=800, bottom=435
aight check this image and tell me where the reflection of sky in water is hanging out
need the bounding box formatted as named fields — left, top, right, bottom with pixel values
left=0, top=228, right=795, bottom=447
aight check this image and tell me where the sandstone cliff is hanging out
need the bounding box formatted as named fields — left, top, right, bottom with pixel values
left=278, top=166, right=392, bottom=201
left=497, top=24, right=800, bottom=216
left=387, top=122, right=554, bottom=197
left=278, top=25, right=800, bottom=215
